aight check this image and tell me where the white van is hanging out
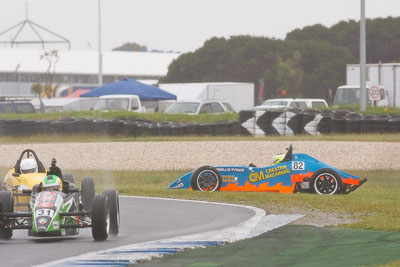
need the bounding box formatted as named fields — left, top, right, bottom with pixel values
left=334, top=85, right=389, bottom=107
left=93, top=94, right=144, bottom=112
left=254, top=98, right=328, bottom=110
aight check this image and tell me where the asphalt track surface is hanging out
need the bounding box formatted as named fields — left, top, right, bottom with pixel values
left=0, top=196, right=254, bottom=266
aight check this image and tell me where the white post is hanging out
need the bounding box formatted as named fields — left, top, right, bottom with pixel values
left=360, top=0, right=367, bottom=111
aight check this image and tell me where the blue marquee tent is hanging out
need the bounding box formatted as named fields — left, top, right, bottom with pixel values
left=80, top=78, right=176, bottom=100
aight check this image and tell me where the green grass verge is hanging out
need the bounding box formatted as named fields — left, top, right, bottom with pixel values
left=0, top=110, right=238, bottom=123
left=18, top=168, right=396, bottom=233
left=0, top=104, right=399, bottom=122
left=141, top=225, right=400, bottom=267
left=0, top=133, right=399, bottom=144
left=328, top=104, right=400, bottom=116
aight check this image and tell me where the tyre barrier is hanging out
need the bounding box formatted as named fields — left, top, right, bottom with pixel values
left=0, top=111, right=399, bottom=137
left=239, top=109, right=400, bottom=136
left=388, top=116, right=400, bottom=133
left=0, top=118, right=244, bottom=137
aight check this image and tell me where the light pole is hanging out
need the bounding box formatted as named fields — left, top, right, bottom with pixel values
left=98, top=0, right=103, bottom=86
left=360, top=0, right=367, bottom=111
left=15, top=63, right=20, bottom=95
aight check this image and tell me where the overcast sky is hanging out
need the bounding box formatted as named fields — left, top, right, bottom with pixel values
left=0, top=0, right=399, bottom=53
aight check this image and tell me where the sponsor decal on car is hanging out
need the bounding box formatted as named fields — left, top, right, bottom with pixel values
left=248, top=165, right=290, bottom=183
left=216, top=167, right=245, bottom=173
left=222, top=175, right=238, bottom=183
left=39, top=218, right=48, bottom=224
left=39, top=202, right=53, bottom=208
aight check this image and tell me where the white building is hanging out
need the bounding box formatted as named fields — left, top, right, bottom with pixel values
left=0, top=48, right=180, bottom=96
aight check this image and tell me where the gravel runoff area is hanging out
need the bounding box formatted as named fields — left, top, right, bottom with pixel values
left=0, top=140, right=399, bottom=171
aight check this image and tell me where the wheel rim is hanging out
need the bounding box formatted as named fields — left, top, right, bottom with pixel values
left=197, top=170, right=219, bottom=191
left=313, top=173, right=338, bottom=195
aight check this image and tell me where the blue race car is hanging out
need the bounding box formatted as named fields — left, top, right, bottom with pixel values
left=168, top=145, right=367, bottom=195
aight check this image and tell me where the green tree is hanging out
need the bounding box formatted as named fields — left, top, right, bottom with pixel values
left=298, top=40, right=354, bottom=101
left=40, top=50, right=59, bottom=98
left=30, top=82, right=44, bottom=112
left=161, top=16, right=400, bottom=103
left=113, top=42, right=147, bottom=52
left=276, top=51, right=303, bottom=97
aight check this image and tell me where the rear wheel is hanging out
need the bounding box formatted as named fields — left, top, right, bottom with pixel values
left=310, top=168, right=342, bottom=195
left=91, top=194, right=109, bottom=241
left=190, top=166, right=222, bottom=191
left=0, top=191, right=14, bottom=240
left=102, top=190, right=120, bottom=235
left=81, top=177, right=95, bottom=211
left=63, top=173, right=75, bottom=184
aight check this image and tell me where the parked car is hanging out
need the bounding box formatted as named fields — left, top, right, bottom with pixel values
left=254, top=98, right=328, bottom=110
left=93, top=94, right=144, bottom=112
left=0, top=96, right=36, bottom=114
left=164, top=99, right=235, bottom=114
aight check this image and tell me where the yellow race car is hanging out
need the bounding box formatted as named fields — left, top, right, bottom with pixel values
left=2, top=149, right=48, bottom=211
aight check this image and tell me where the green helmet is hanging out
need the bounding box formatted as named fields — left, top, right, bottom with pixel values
left=43, top=175, right=62, bottom=191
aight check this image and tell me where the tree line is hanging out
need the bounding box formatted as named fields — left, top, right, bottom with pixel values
left=160, top=16, right=400, bottom=103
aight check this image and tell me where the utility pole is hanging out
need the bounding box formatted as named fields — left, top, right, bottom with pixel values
left=360, top=0, right=367, bottom=111
left=98, top=0, right=103, bottom=86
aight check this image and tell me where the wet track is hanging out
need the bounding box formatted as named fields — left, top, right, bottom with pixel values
left=0, top=196, right=254, bottom=266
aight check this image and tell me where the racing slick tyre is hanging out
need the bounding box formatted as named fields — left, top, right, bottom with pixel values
left=63, top=173, right=75, bottom=184
left=190, top=166, right=222, bottom=192
left=91, top=194, right=110, bottom=241
left=81, top=176, right=95, bottom=211
left=0, top=191, right=14, bottom=240
left=310, top=168, right=342, bottom=195
left=102, top=190, right=120, bottom=236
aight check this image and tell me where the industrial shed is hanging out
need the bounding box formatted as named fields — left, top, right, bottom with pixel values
left=0, top=48, right=179, bottom=96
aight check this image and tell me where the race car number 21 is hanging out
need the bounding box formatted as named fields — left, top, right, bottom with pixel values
left=292, top=161, right=305, bottom=170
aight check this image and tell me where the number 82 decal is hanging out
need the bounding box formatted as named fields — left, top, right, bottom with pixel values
left=292, top=161, right=305, bottom=170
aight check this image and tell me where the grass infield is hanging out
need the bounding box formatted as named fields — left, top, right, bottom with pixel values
left=53, top=168, right=399, bottom=233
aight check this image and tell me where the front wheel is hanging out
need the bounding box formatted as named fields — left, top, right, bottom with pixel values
left=190, top=166, right=222, bottom=192
left=310, top=168, right=342, bottom=195
left=102, top=190, right=120, bottom=236
left=0, top=191, right=14, bottom=240
left=63, top=173, right=75, bottom=184
left=91, top=194, right=109, bottom=241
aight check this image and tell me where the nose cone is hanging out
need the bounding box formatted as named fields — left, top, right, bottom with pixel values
left=167, top=172, right=192, bottom=189
left=168, top=178, right=184, bottom=189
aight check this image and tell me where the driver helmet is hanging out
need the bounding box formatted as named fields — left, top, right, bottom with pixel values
left=271, top=153, right=285, bottom=165
left=20, top=158, right=38, bottom=174
left=42, top=175, right=62, bottom=191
